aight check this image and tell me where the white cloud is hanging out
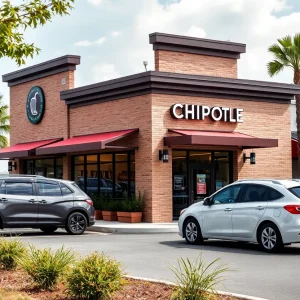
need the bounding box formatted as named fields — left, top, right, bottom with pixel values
left=87, top=0, right=103, bottom=6
left=111, top=31, right=121, bottom=37
left=186, top=25, right=206, bottom=38
left=74, top=36, right=106, bottom=47
left=92, top=64, right=121, bottom=82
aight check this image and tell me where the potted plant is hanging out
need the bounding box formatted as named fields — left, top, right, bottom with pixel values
left=102, top=198, right=122, bottom=222
left=91, top=194, right=104, bottom=220
left=117, top=191, right=144, bottom=223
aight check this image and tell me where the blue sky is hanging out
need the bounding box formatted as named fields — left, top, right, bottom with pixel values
left=0, top=0, right=300, bottom=171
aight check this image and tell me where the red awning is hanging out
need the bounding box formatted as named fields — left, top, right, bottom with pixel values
left=164, top=129, right=278, bottom=149
left=36, top=129, right=139, bottom=155
left=0, top=138, right=62, bottom=159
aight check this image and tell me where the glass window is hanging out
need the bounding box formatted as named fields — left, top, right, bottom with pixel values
left=74, top=165, right=85, bottom=191
left=240, top=184, right=267, bottom=202
left=115, top=162, right=128, bottom=197
left=100, top=154, right=112, bottom=163
left=189, top=151, right=211, bottom=164
left=115, top=153, right=128, bottom=162
left=87, top=155, right=98, bottom=164
left=172, top=150, right=188, bottom=218
left=0, top=181, right=5, bottom=194
left=6, top=182, right=33, bottom=196
left=61, top=183, right=73, bottom=196
left=215, top=152, right=230, bottom=191
left=74, top=156, right=85, bottom=164
left=289, top=187, right=300, bottom=198
left=37, top=182, right=62, bottom=197
left=23, top=158, right=63, bottom=179
left=213, top=185, right=242, bottom=204
left=268, top=188, right=283, bottom=201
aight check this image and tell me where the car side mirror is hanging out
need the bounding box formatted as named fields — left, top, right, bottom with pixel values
left=203, top=197, right=212, bottom=206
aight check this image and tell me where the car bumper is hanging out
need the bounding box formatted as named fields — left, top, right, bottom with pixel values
left=279, top=216, right=300, bottom=244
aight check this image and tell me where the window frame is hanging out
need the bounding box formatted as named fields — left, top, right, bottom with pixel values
left=4, top=181, right=34, bottom=196
left=36, top=180, right=62, bottom=197
left=238, top=183, right=284, bottom=203
left=211, top=184, right=244, bottom=205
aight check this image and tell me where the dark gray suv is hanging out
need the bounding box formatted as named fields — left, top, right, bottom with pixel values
left=0, top=175, right=95, bottom=235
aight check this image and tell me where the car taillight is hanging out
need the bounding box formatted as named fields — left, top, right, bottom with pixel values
left=284, top=205, right=300, bottom=214
left=86, top=199, right=93, bottom=206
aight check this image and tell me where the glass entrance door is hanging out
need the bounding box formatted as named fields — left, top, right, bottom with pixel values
left=190, top=165, right=212, bottom=204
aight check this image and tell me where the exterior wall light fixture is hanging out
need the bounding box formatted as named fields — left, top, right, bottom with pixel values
left=243, top=152, right=256, bottom=165
left=159, top=149, right=169, bottom=163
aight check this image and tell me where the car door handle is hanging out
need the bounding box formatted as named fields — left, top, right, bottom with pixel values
left=224, top=208, right=232, bottom=212
left=39, top=200, right=47, bottom=204
left=28, top=199, right=38, bottom=203
left=0, top=198, right=7, bottom=202
left=256, top=206, right=265, bottom=210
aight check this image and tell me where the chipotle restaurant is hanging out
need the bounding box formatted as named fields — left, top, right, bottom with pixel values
left=2, top=32, right=300, bottom=222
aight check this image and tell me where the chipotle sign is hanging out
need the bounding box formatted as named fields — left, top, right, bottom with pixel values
left=170, top=104, right=243, bottom=123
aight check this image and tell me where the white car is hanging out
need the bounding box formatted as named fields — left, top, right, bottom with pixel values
left=178, top=179, right=300, bottom=252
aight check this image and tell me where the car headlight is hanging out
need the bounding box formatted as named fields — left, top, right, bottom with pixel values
left=180, top=208, right=187, bottom=216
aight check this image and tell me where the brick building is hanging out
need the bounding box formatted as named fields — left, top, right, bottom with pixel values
left=2, top=32, right=300, bottom=222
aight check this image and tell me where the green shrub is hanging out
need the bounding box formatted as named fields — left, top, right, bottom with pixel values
left=66, top=252, right=124, bottom=300
left=17, top=245, right=75, bottom=290
left=0, top=238, right=26, bottom=270
left=119, top=191, right=144, bottom=212
left=171, top=256, right=228, bottom=300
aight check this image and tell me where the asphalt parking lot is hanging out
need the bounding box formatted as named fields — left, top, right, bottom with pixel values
left=1, top=229, right=299, bottom=300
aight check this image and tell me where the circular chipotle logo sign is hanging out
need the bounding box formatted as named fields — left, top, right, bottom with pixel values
left=26, top=86, right=45, bottom=124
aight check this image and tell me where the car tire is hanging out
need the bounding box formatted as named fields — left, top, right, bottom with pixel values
left=258, top=222, right=283, bottom=253
left=65, top=212, right=87, bottom=235
left=183, top=218, right=203, bottom=245
left=39, top=226, right=58, bottom=234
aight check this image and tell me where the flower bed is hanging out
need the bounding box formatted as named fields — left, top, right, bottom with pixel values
left=0, top=270, right=239, bottom=300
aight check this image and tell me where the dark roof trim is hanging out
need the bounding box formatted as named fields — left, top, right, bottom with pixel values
left=60, top=71, right=300, bottom=107
left=2, top=55, right=81, bottom=87
left=149, top=32, right=246, bottom=59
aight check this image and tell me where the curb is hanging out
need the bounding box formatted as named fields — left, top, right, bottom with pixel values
left=87, top=226, right=178, bottom=234
left=125, top=275, right=269, bottom=300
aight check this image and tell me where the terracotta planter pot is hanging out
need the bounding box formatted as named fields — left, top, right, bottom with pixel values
left=117, top=212, right=142, bottom=223
left=102, top=211, right=118, bottom=221
left=95, top=210, right=103, bottom=220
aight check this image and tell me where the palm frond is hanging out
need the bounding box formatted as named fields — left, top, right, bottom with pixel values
left=278, top=35, right=293, bottom=48
left=0, top=135, right=8, bottom=149
left=268, top=43, right=290, bottom=65
left=267, top=60, right=285, bottom=77
left=294, top=33, right=300, bottom=53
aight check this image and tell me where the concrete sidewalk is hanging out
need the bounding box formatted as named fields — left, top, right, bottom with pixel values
left=87, top=220, right=178, bottom=234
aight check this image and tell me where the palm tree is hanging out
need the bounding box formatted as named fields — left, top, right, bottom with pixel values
left=267, top=34, right=300, bottom=173
left=0, top=95, right=10, bottom=148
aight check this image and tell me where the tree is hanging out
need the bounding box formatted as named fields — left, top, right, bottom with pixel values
left=0, top=95, right=10, bottom=149
left=267, top=34, right=300, bottom=174
left=0, top=0, right=74, bottom=66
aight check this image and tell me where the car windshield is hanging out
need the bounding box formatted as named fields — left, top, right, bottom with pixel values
left=288, top=186, right=300, bottom=198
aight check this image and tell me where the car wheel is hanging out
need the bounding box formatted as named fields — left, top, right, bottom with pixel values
left=258, top=223, right=283, bottom=253
left=184, top=218, right=203, bottom=245
left=65, top=212, right=87, bottom=235
left=39, top=226, right=58, bottom=234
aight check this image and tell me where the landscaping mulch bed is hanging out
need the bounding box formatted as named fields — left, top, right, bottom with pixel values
left=0, top=270, right=238, bottom=300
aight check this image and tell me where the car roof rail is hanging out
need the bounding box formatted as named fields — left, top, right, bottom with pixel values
left=236, top=179, right=283, bottom=185
left=1, top=174, right=45, bottom=178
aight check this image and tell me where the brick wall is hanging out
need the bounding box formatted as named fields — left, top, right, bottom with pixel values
left=151, top=94, right=291, bottom=221
left=69, top=95, right=154, bottom=222
left=155, top=50, right=238, bottom=78
left=9, top=71, right=74, bottom=145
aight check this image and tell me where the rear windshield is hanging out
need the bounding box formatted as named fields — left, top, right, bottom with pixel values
left=289, top=187, right=300, bottom=198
